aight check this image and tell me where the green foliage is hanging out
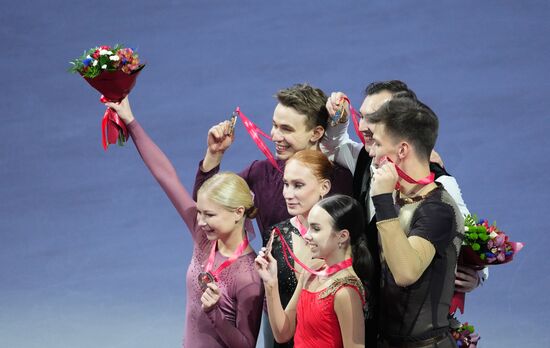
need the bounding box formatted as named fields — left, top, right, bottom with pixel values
left=68, top=44, right=133, bottom=79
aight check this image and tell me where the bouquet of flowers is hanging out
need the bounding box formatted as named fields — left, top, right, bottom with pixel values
left=461, top=215, right=523, bottom=267
left=450, top=214, right=524, bottom=314
left=69, top=44, right=145, bottom=150
left=450, top=317, right=480, bottom=348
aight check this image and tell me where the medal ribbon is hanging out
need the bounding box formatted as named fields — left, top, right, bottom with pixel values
left=291, top=216, right=308, bottom=237
left=341, top=97, right=366, bottom=145
left=381, top=156, right=435, bottom=190
left=234, top=107, right=282, bottom=172
left=100, top=95, right=129, bottom=150
left=272, top=227, right=353, bottom=277
left=204, top=234, right=250, bottom=281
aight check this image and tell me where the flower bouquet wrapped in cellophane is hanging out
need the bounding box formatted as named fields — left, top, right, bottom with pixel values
left=450, top=214, right=524, bottom=314
left=70, top=44, right=145, bottom=150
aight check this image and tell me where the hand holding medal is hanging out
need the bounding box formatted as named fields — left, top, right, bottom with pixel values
left=326, top=92, right=350, bottom=126
left=200, top=282, right=221, bottom=312
left=254, top=232, right=278, bottom=286
left=371, top=157, right=400, bottom=196
left=372, top=156, right=435, bottom=196
left=206, top=115, right=236, bottom=155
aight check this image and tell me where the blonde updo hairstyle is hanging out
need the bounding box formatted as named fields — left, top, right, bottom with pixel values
left=197, top=172, right=258, bottom=219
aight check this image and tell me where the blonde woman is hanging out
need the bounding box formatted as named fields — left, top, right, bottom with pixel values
left=105, top=97, right=263, bottom=348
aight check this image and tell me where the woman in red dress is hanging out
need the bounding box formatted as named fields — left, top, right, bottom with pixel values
left=256, top=194, right=371, bottom=348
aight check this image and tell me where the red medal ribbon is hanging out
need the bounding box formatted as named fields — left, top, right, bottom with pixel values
left=235, top=107, right=282, bottom=172
left=100, top=95, right=129, bottom=150
left=341, top=97, right=366, bottom=145
left=381, top=156, right=435, bottom=190
left=272, top=227, right=353, bottom=277
left=291, top=216, right=308, bottom=237
left=204, top=234, right=250, bottom=281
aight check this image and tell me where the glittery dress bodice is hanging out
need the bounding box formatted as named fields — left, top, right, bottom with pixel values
left=267, top=219, right=301, bottom=310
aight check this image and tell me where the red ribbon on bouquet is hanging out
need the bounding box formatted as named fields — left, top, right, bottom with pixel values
left=271, top=227, right=353, bottom=277
left=234, top=107, right=282, bottom=172
left=82, top=65, right=144, bottom=150
left=100, top=95, right=128, bottom=150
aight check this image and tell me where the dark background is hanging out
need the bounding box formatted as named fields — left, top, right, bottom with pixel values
left=1, top=1, right=548, bottom=346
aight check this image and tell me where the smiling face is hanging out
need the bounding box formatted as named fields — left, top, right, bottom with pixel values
left=283, top=159, right=330, bottom=217
left=271, top=103, right=323, bottom=161
left=303, top=205, right=342, bottom=259
left=359, top=90, right=393, bottom=153
left=196, top=193, right=241, bottom=241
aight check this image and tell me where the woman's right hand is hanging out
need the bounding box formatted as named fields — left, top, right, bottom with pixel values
left=104, top=96, right=135, bottom=124
left=206, top=121, right=234, bottom=155
left=255, top=247, right=278, bottom=286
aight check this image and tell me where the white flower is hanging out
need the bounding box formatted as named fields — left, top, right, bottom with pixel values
left=92, top=60, right=98, bottom=66
left=109, top=55, right=120, bottom=61
left=86, top=55, right=92, bottom=59
left=101, top=64, right=107, bottom=69
left=99, top=49, right=113, bottom=55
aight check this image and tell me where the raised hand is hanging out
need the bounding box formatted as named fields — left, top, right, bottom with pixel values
left=104, top=96, right=134, bottom=124
left=207, top=121, right=235, bottom=155
left=254, top=247, right=278, bottom=286
left=371, top=160, right=399, bottom=196
left=325, top=92, right=350, bottom=124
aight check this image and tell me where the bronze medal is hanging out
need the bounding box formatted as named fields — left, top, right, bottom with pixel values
left=228, top=112, right=238, bottom=136
left=198, top=271, right=215, bottom=291
left=265, top=228, right=276, bottom=255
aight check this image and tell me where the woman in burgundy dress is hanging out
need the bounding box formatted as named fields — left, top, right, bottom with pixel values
left=256, top=194, right=372, bottom=348
left=105, top=97, right=264, bottom=348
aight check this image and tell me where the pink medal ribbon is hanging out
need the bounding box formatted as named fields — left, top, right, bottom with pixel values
left=291, top=216, right=308, bottom=237
left=198, top=235, right=250, bottom=290
left=341, top=97, right=366, bottom=145
left=100, top=95, right=129, bottom=150
left=234, top=107, right=282, bottom=172
left=381, top=156, right=435, bottom=190
left=272, top=227, right=353, bottom=277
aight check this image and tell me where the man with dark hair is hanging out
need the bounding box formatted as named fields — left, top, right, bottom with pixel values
left=321, top=81, right=484, bottom=346
left=369, top=97, right=463, bottom=347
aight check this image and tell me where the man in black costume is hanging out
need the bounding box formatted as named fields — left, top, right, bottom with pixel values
left=369, top=97, right=464, bottom=347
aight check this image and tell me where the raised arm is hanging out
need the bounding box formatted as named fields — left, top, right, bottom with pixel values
left=255, top=248, right=300, bottom=343
left=192, top=120, right=236, bottom=200
left=104, top=97, right=197, bottom=236
left=320, top=92, right=363, bottom=172
left=373, top=193, right=438, bottom=287
left=370, top=163, right=439, bottom=287
left=201, top=120, right=235, bottom=172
